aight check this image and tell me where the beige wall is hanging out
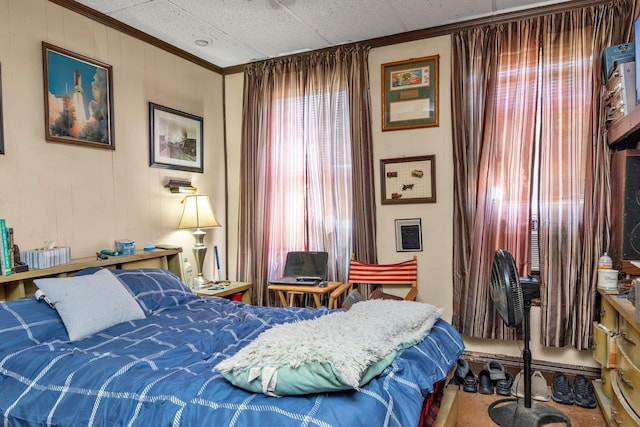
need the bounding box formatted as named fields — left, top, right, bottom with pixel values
left=0, top=0, right=226, bottom=280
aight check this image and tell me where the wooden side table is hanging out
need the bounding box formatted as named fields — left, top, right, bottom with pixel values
left=197, top=281, right=252, bottom=304
left=267, top=281, right=341, bottom=308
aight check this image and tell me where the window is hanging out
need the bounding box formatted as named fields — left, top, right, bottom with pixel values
left=264, top=88, right=353, bottom=282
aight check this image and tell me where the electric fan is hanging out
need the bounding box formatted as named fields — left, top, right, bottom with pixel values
left=487, top=249, right=571, bottom=427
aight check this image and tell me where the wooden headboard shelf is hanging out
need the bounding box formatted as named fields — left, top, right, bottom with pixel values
left=0, top=248, right=183, bottom=301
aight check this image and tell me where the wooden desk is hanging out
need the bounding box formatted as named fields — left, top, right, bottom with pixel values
left=197, top=282, right=252, bottom=304
left=268, top=281, right=341, bottom=308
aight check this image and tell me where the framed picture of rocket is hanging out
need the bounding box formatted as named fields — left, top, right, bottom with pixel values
left=42, top=42, right=115, bottom=150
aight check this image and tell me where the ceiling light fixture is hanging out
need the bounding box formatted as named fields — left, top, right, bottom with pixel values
left=194, top=39, right=210, bottom=47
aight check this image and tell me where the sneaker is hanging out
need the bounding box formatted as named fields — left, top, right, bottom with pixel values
left=483, top=360, right=506, bottom=381
left=478, top=369, right=494, bottom=395
left=573, top=374, right=597, bottom=409
left=531, top=371, right=550, bottom=401
left=463, top=369, right=478, bottom=393
left=511, top=370, right=524, bottom=398
left=496, top=371, right=513, bottom=396
left=448, top=358, right=469, bottom=388
left=551, top=372, right=574, bottom=405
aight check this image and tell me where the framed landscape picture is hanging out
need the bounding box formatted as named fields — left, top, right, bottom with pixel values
left=381, top=55, right=439, bottom=131
left=42, top=42, right=114, bottom=149
left=149, top=103, right=203, bottom=173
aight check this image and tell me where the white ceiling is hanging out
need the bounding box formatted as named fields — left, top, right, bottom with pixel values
left=75, top=0, right=571, bottom=68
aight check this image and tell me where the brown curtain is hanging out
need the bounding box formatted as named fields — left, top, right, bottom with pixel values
left=452, top=1, right=631, bottom=349
left=539, top=2, right=632, bottom=349
left=237, top=44, right=376, bottom=305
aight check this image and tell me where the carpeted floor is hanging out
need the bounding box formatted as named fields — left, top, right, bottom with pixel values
left=455, top=387, right=606, bottom=426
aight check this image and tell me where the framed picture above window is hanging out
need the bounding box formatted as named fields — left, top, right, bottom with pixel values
left=381, top=55, right=439, bottom=131
left=42, top=42, right=115, bottom=150
left=395, top=218, right=423, bottom=252
left=380, top=155, right=436, bottom=204
left=149, top=103, right=204, bottom=173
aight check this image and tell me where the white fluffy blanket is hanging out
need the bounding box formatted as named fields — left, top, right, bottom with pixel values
left=216, top=299, right=443, bottom=389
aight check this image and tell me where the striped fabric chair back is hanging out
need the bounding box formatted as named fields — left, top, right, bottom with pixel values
left=348, top=256, right=418, bottom=301
left=328, top=255, right=419, bottom=309
left=348, top=258, right=417, bottom=283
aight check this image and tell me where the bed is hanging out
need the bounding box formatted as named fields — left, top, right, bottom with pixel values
left=0, top=267, right=464, bottom=427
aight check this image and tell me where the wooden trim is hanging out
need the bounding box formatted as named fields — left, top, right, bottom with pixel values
left=365, top=0, right=612, bottom=49
left=50, top=0, right=611, bottom=76
left=462, top=350, right=601, bottom=383
left=47, top=0, right=223, bottom=74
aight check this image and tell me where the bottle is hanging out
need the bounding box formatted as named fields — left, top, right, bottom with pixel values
left=598, top=252, right=612, bottom=270
left=183, top=257, right=194, bottom=289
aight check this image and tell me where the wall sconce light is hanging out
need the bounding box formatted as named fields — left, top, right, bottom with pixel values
left=165, top=179, right=197, bottom=194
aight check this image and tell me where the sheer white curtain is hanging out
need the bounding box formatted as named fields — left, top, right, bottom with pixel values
left=261, top=78, right=353, bottom=287
left=238, top=45, right=376, bottom=306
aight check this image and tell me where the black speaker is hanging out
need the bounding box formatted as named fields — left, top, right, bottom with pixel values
left=611, top=149, right=640, bottom=267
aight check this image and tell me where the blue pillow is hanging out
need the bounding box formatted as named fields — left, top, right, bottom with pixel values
left=75, top=268, right=197, bottom=315
left=0, top=298, right=68, bottom=352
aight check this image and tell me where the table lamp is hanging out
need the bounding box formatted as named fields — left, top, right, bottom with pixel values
left=178, top=194, right=220, bottom=288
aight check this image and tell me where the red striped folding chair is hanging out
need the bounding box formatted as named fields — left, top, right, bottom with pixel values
left=329, top=255, right=418, bottom=309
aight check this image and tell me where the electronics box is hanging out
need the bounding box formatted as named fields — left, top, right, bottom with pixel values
left=606, top=61, right=636, bottom=123
left=603, top=43, right=635, bottom=81
left=115, top=239, right=136, bottom=255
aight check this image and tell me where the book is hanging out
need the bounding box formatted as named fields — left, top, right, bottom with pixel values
left=0, top=219, right=11, bottom=276
left=7, top=227, right=15, bottom=272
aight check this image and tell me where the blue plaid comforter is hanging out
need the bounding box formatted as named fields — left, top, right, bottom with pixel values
left=0, top=269, right=464, bottom=427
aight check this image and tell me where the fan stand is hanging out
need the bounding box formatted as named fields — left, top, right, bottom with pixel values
left=488, top=299, right=572, bottom=427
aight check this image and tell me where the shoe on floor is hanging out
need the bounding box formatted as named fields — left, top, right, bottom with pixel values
left=463, top=369, right=478, bottom=393
left=551, top=371, right=574, bottom=405
left=483, top=359, right=506, bottom=381
left=448, top=358, right=470, bottom=388
left=511, top=370, right=524, bottom=398
left=531, top=371, right=551, bottom=401
left=455, top=358, right=470, bottom=378
left=478, top=369, right=494, bottom=395
left=496, top=371, right=513, bottom=396
left=573, top=374, right=597, bottom=408
left=448, top=374, right=463, bottom=387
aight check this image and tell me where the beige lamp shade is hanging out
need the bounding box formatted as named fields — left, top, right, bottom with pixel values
left=178, top=195, right=221, bottom=229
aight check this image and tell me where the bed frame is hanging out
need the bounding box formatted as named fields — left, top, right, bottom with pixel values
left=0, top=248, right=183, bottom=301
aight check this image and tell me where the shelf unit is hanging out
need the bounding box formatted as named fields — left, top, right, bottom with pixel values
left=608, top=103, right=640, bottom=145
left=593, top=289, right=640, bottom=426
left=0, top=248, right=183, bottom=301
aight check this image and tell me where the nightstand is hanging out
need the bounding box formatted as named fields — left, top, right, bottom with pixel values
left=196, top=281, right=252, bottom=304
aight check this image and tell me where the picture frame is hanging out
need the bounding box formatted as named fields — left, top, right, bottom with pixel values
left=42, top=42, right=115, bottom=150
left=380, top=155, right=436, bottom=204
left=381, top=55, right=439, bottom=131
left=0, top=63, right=4, bottom=155
left=395, top=218, right=423, bottom=252
left=149, top=103, right=204, bottom=173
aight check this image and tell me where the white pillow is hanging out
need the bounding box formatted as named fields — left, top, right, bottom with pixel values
left=34, top=269, right=146, bottom=341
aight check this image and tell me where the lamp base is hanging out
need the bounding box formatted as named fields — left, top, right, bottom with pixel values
left=191, top=228, right=212, bottom=290
left=193, top=274, right=212, bottom=289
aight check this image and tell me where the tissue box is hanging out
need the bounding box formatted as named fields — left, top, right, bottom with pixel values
left=21, top=247, right=71, bottom=269
left=115, top=240, right=135, bottom=255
